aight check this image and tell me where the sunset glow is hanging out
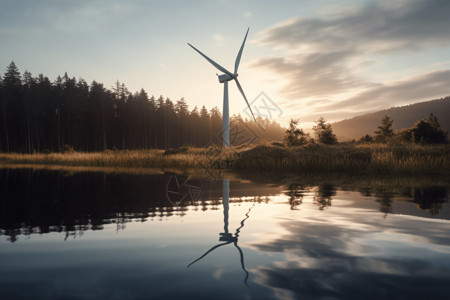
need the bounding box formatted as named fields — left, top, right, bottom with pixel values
left=2, top=0, right=449, bottom=126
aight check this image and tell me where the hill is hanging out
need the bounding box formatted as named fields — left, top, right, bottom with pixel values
left=332, top=97, right=450, bottom=141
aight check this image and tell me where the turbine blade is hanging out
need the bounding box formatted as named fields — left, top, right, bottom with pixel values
left=186, top=242, right=231, bottom=268
left=234, top=78, right=257, bottom=122
left=187, top=43, right=233, bottom=76
left=234, top=28, right=249, bottom=74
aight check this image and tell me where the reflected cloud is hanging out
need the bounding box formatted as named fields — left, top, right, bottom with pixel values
left=250, top=207, right=450, bottom=298
left=1, top=168, right=450, bottom=299
left=1, top=168, right=448, bottom=245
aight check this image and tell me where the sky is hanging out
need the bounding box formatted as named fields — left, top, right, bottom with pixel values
left=1, top=0, right=449, bottom=127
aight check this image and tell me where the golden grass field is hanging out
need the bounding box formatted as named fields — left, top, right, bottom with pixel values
left=0, top=143, right=449, bottom=175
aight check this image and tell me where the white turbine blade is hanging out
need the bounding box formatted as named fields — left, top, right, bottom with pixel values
left=187, top=43, right=233, bottom=76
left=234, top=28, right=249, bottom=74
left=234, top=78, right=256, bottom=122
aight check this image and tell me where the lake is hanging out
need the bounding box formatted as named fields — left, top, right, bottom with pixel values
left=1, top=168, right=450, bottom=299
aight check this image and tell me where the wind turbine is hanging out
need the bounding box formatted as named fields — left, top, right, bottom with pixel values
left=188, top=28, right=256, bottom=147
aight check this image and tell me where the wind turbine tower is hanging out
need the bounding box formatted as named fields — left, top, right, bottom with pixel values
left=188, top=28, right=256, bottom=147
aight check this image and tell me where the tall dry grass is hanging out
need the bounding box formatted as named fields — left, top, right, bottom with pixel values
left=1, top=143, right=448, bottom=175
left=0, top=145, right=239, bottom=171
left=234, top=143, right=450, bottom=175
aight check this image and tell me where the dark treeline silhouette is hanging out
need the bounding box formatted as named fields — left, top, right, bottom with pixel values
left=0, top=62, right=284, bottom=153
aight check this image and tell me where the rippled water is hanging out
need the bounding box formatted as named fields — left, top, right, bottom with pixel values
left=1, top=168, right=449, bottom=299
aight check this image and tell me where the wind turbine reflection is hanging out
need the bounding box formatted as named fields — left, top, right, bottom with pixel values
left=187, top=179, right=255, bottom=286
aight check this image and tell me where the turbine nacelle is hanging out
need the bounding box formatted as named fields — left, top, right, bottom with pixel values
left=217, top=73, right=237, bottom=83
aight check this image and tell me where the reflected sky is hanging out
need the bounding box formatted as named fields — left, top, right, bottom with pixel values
left=1, top=168, right=450, bottom=299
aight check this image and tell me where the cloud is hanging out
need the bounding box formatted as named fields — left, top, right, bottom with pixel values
left=256, top=0, right=450, bottom=54
left=251, top=50, right=365, bottom=99
left=51, top=1, right=137, bottom=33
left=251, top=0, right=450, bottom=120
left=322, top=69, right=450, bottom=112
left=0, top=0, right=138, bottom=34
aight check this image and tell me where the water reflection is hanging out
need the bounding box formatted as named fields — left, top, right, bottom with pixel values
left=187, top=180, right=254, bottom=286
left=0, top=169, right=278, bottom=242
left=165, top=174, right=202, bottom=206
left=314, top=184, right=336, bottom=210
left=285, top=183, right=306, bottom=210
left=374, top=188, right=395, bottom=217
left=410, top=186, right=447, bottom=215
left=250, top=208, right=450, bottom=299
left=285, top=183, right=338, bottom=211
left=356, top=185, right=448, bottom=217
left=283, top=180, right=450, bottom=217
left=1, top=168, right=449, bottom=243
left=1, top=168, right=450, bottom=299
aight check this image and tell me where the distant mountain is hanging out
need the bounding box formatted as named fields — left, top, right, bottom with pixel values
left=332, top=97, right=450, bottom=141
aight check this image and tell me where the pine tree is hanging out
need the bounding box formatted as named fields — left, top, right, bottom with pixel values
left=374, top=115, right=394, bottom=142
left=22, top=70, right=35, bottom=153
left=3, top=61, right=21, bottom=88
left=2, top=61, right=23, bottom=152
left=284, top=119, right=309, bottom=146
left=427, top=113, right=440, bottom=129
left=0, top=76, right=4, bottom=151
left=313, top=117, right=337, bottom=144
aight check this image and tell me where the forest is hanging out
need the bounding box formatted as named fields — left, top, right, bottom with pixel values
left=0, top=61, right=284, bottom=153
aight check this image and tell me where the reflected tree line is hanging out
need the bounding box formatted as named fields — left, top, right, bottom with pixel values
left=286, top=183, right=337, bottom=211
left=0, top=62, right=284, bottom=153
left=0, top=170, right=270, bottom=242
left=1, top=169, right=448, bottom=242
left=285, top=182, right=448, bottom=215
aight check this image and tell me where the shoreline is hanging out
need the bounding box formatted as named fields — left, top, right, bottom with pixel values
left=1, top=143, right=449, bottom=176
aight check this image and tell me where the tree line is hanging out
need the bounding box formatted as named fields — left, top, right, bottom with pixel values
left=283, top=113, right=447, bottom=147
left=359, top=114, right=447, bottom=144
left=283, top=117, right=338, bottom=146
left=0, top=62, right=284, bottom=153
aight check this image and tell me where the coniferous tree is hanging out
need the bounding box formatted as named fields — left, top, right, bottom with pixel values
left=313, top=117, right=337, bottom=144
left=2, top=61, right=22, bottom=152
left=284, top=119, right=309, bottom=146
left=0, top=76, right=4, bottom=151
left=175, top=98, right=189, bottom=146
left=374, top=115, right=394, bottom=142
left=210, top=107, right=222, bottom=145
left=0, top=62, right=286, bottom=152
left=189, top=106, right=200, bottom=146
left=22, top=70, right=35, bottom=153
left=358, top=134, right=374, bottom=144
left=199, top=105, right=210, bottom=145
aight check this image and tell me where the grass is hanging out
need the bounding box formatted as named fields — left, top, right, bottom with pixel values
left=235, top=143, right=450, bottom=175
left=1, top=143, right=449, bottom=175
left=0, top=146, right=240, bottom=171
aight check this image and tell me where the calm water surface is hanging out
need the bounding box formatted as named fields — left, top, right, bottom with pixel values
left=1, top=169, right=450, bottom=300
